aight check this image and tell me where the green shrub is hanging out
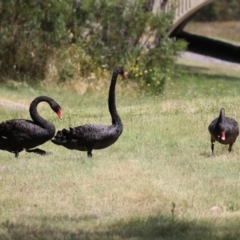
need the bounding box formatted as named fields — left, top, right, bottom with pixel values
left=0, top=0, right=71, bottom=81
left=69, top=0, right=186, bottom=93
left=58, top=62, right=74, bottom=82
left=0, top=0, right=185, bottom=94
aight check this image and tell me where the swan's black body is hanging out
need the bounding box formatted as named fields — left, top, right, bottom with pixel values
left=208, top=108, right=239, bottom=153
left=52, top=66, right=127, bottom=157
left=0, top=96, right=62, bottom=157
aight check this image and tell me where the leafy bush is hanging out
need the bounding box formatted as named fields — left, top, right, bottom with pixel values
left=0, top=0, right=71, bottom=81
left=69, top=0, right=186, bottom=93
left=0, top=0, right=185, bottom=94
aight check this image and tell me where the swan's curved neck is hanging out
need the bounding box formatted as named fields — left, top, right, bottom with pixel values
left=108, top=71, right=122, bottom=125
left=218, top=108, right=225, bottom=123
left=29, top=96, right=54, bottom=128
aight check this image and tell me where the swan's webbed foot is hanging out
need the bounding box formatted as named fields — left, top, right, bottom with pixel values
left=26, top=148, right=52, bottom=156
left=87, top=150, right=92, bottom=158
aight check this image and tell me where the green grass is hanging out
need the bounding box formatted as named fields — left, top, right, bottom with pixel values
left=185, top=21, right=240, bottom=44
left=2, top=42, right=240, bottom=239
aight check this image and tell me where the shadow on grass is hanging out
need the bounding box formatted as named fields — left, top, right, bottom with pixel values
left=200, top=151, right=212, bottom=158
left=1, top=213, right=240, bottom=240
left=177, top=64, right=240, bottom=82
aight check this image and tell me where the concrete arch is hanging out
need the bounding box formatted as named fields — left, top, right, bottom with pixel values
left=153, top=0, right=240, bottom=63
left=167, top=0, right=240, bottom=64
left=165, top=0, right=216, bottom=36
left=152, top=1, right=215, bottom=36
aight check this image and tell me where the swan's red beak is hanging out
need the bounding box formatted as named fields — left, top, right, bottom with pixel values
left=122, top=71, right=128, bottom=79
left=57, top=109, right=62, bottom=119
left=220, top=131, right=225, bottom=140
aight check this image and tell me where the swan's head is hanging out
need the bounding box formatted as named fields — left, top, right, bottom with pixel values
left=52, top=103, right=62, bottom=120
left=220, top=131, right=226, bottom=141
left=56, top=108, right=62, bottom=120
left=217, top=110, right=226, bottom=141
left=115, top=66, right=127, bottom=79
left=218, top=130, right=226, bottom=141
left=218, top=122, right=226, bottom=141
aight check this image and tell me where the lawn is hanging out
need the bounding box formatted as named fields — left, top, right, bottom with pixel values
left=185, top=21, right=240, bottom=44
left=1, top=23, right=240, bottom=240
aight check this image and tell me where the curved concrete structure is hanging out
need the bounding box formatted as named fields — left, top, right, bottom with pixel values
left=152, top=0, right=215, bottom=35
left=168, top=0, right=215, bottom=35
left=152, top=0, right=240, bottom=63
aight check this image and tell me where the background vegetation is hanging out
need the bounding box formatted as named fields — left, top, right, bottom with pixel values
left=1, top=0, right=240, bottom=94
left=0, top=0, right=185, bottom=94
left=194, top=0, right=240, bottom=21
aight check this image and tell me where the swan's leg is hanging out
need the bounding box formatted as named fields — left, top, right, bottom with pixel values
left=14, top=151, right=19, bottom=158
left=87, top=150, right=92, bottom=158
left=228, top=143, right=233, bottom=152
left=26, top=148, right=52, bottom=156
left=14, top=149, right=23, bottom=158
left=211, top=139, right=215, bottom=154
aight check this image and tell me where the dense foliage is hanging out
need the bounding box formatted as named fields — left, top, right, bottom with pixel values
left=0, top=0, right=185, bottom=94
left=0, top=0, right=72, bottom=80
left=194, top=0, right=240, bottom=21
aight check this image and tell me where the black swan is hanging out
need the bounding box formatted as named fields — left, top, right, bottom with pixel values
left=51, top=66, right=127, bottom=157
left=208, top=108, right=239, bottom=153
left=0, top=96, right=62, bottom=157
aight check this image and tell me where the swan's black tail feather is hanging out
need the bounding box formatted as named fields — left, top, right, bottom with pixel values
left=51, top=128, right=76, bottom=144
